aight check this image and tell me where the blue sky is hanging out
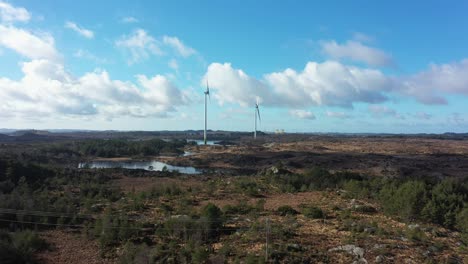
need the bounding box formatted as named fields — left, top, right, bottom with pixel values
left=1, top=0, right=467, bottom=133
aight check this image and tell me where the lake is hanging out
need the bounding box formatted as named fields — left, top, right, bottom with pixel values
left=78, top=160, right=201, bottom=174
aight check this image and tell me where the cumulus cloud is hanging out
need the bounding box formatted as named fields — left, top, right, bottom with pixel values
left=64, top=21, right=94, bottom=38
left=289, top=109, right=316, bottom=120
left=265, top=61, right=392, bottom=107
left=326, top=111, right=352, bottom=119
left=204, top=58, right=468, bottom=110
left=115, top=29, right=163, bottom=64
left=0, top=59, right=187, bottom=119
left=202, top=63, right=275, bottom=107
left=400, top=59, right=468, bottom=104
left=204, top=61, right=393, bottom=109
left=0, top=24, right=61, bottom=61
left=121, top=16, right=138, bottom=23
left=163, top=36, right=196, bottom=57
left=321, top=40, right=393, bottom=67
left=0, top=1, right=30, bottom=23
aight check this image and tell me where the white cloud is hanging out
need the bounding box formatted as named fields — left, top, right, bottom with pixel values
left=0, top=59, right=187, bottom=119
left=400, top=59, right=468, bottom=104
left=204, top=61, right=392, bottom=109
left=289, top=110, right=316, bottom=120
left=321, top=40, right=393, bottom=67
left=204, top=59, right=468, bottom=109
left=0, top=24, right=61, bottom=61
left=265, top=61, right=392, bottom=107
left=204, top=61, right=393, bottom=108
left=115, top=29, right=163, bottom=64
left=202, top=62, right=272, bottom=107
left=168, top=59, right=178, bottom=71
left=121, top=16, right=138, bottom=23
left=64, top=21, right=94, bottom=39
left=326, top=111, right=351, bottom=119
left=0, top=1, right=30, bottom=23
left=163, top=35, right=196, bottom=57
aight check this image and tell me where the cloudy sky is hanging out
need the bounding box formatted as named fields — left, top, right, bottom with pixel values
left=1, top=0, right=467, bottom=133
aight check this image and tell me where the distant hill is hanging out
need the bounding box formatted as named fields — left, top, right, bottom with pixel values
left=0, top=133, right=13, bottom=142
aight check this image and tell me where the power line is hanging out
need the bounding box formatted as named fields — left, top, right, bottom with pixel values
left=0, top=218, right=268, bottom=232
left=0, top=208, right=260, bottom=223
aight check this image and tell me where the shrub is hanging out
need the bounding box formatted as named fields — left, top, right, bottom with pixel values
left=422, top=180, right=465, bottom=228
left=456, top=207, right=468, bottom=246
left=405, top=226, right=428, bottom=243
left=379, top=180, right=428, bottom=221
left=119, top=242, right=152, bottom=264
left=0, top=230, right=47, bottom=264
left=353, top=205, right=377, bottom=214
left=277, top=205, right=298, bottom=216
left=200, top=203, right=224, bottom=239
left=302, top=206, right=324, bottom=219
left=223, top=201, right=254, bottom=215
left=343, top=180, right=370, bottom=199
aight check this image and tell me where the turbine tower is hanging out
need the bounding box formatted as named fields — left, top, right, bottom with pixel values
left=254, top=98, right=261, bottom=139
left=204, top=81, right=210, bottom=145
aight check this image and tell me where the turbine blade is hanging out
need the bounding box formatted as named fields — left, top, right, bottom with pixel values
left=257, top=108, right=261, bottom=122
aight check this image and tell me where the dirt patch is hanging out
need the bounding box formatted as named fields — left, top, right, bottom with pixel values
left=113, top=175, right=205, bottom=193
left=36, top=230, right=114, bottom=264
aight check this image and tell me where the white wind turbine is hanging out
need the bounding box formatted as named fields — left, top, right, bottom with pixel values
left=254, top=98, right=261, bottom=139
left=203, top=81, right=210, bottom=145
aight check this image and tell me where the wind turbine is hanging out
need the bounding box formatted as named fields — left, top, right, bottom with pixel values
left=204, top=81, right=210, bottom=145
left=254, top=98, right=261, bottom=139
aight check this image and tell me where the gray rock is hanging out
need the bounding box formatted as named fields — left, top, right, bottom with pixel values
left=329, top=244, right=364, bottom=258
left=364, top=227, right=376, bottom=234
left=375, top=255, right=384, bottom=263
left=352, top=258, right=368, bottom=264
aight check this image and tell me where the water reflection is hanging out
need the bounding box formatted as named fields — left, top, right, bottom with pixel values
left=187, top=139, right=220, bottom=145
left=78, top=160, right=200, bottom=174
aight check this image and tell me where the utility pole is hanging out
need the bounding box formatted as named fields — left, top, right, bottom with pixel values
left=265, top=217, right=269, bottom=262
left=204, top=92, right=207, bottom=145
left=254, top=107, right=257, bottom=139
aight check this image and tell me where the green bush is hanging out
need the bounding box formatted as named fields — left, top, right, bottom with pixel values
left=0, top=230, right=47, bottom=264
left=422, top=180, right=465, bottom=228
left=223, top=201, right=254, bottom=215
left=200, top=203, right=224, bottom=238
left=277, top=205, right=298, bottom=216
left=302, top=206, right=324, bottom=219
left=405, top=226, right=428, bottom=243
left=119, top=242, right=152, bottom=264
left=379, top=180, right=428, bottom=221
left=456, top=207, right=468, bottom=246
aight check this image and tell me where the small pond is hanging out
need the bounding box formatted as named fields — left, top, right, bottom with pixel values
left=187, top=139, right=220, bottom=145
left=78, top=160, right=200, bottom=174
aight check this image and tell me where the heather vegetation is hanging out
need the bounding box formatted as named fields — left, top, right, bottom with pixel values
left=0, top=137, right=467, bottom=263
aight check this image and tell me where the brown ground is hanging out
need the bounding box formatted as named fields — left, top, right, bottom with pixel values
left=36, top=230, right=114, bottom=264
left=32, top=136, right=468, bottom=263
left=163, top=137, right=468, bottom=178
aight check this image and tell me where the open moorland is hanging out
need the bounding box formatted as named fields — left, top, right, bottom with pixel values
left=0, top=131, right=467, bottom=263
